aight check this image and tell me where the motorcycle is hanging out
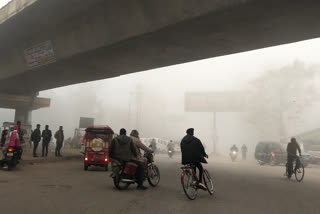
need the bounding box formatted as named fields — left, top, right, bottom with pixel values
left=0, top=146, right=19, bottom=170
left=230, top=150, right=238, bottom=162
left=168, top=150, right=174, bottom=158
left=111, top=152, right=160, bottom=190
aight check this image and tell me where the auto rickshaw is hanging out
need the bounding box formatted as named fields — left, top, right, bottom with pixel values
left=83, top=126, right=114, bottom=171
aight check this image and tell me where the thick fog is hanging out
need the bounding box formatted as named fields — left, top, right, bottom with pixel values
left=1, top=38, right=320, bottom=155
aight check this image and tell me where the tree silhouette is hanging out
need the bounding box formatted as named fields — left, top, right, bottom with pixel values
left=246, top=61, right=319, bottom=142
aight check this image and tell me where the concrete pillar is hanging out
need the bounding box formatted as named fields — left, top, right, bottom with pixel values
left=14, top=108, right=32, bottom=125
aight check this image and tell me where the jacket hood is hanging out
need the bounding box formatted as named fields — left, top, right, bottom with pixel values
left=117, top=135, right=131, bottom=144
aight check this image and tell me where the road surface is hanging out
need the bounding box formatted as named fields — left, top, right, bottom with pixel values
left=1, top=155, right=320, bottom=214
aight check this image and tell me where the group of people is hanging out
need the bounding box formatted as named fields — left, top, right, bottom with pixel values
left=0, top=122, right=65, bottom=159
left=31, top=125, right=64, bottom=157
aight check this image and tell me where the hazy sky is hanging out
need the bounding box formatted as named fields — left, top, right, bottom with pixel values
left=34, top=38, right=320, bottom=138
left=0, top=0, right=11, bottom=8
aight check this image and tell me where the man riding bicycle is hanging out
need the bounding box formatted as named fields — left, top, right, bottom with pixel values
left=287, top=137, right=302, bottom=178
left=181, top=128, right=208, bottom=189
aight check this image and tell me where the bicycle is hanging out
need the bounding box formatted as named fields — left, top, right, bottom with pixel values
left=180, top=164, right=214, bottom=200
left=285, top=156, right=304, bottom=182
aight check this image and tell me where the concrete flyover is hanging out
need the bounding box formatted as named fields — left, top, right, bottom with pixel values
left=0, top=0, right=320, bottom=123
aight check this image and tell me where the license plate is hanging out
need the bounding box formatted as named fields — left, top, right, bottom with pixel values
left=94, top=154, right=100, bottom=158
left=7, top=153, right=13, bottom=157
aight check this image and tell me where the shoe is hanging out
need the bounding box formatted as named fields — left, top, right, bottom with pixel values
left=198, top=182, right=207, bottom=190
left=191, top=181, right=198, bottom=187
left=137, top=185, right=148, bottom=190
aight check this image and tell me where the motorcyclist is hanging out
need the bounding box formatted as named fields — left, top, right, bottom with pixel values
left=167, top=140, right=175, bottom=151
left=130, top=130, right=153, bottom=161
left=230, top=144, right=239, bottom=153
left=109, top=128, right=137, bottom=162
left=241, top=144, right=248, bottom=160
left=287, top=137, right=302, bottom=178
left=7, top=125, right=22, bottom=159
left=181, top=128, right=208, bottom=189
left=110, top=129, right=148, bottom=190
left=130, top=130, right=153, bottom=189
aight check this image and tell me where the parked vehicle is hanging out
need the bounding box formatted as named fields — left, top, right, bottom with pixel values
left=255, top=141, right=310, bottom=167
left=83, top=126, right=114, bottom=171
left=111, top=152, right=160, bottom=190
left=0, top=146, right=19, bottom=170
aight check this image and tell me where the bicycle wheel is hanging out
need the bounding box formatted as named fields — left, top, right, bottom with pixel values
left=203, top=169, right=214, bottom=195
left=295, top=163, right=304, bottom=182
left=181, top=170, right=198, bottom=200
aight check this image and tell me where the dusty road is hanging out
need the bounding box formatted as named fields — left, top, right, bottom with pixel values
left=1, top=155, right=320, bottom=214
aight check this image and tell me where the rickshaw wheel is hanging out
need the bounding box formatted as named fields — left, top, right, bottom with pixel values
left=84, top=164, right=88, bottom=171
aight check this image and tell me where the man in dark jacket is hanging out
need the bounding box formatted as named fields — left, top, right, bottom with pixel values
left=181, top=128, right=208, bottom=189
left=41, top=125, right=52, bottom=157
left=287, top=137, right=302, bottom=178
left=54, top=126, right=64, bottom=157
left=31, top=124, right=41, bottom=157
left=110, top=129, right=148, bottom=190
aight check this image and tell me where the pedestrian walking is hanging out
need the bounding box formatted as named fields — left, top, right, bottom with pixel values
left=241, top=144, right=248, bottom=160
left=54, top=126, right=64, bottom=157
left=31, top=124, right=41, bottom=157
left=41, top=125, right=52, bottom=157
